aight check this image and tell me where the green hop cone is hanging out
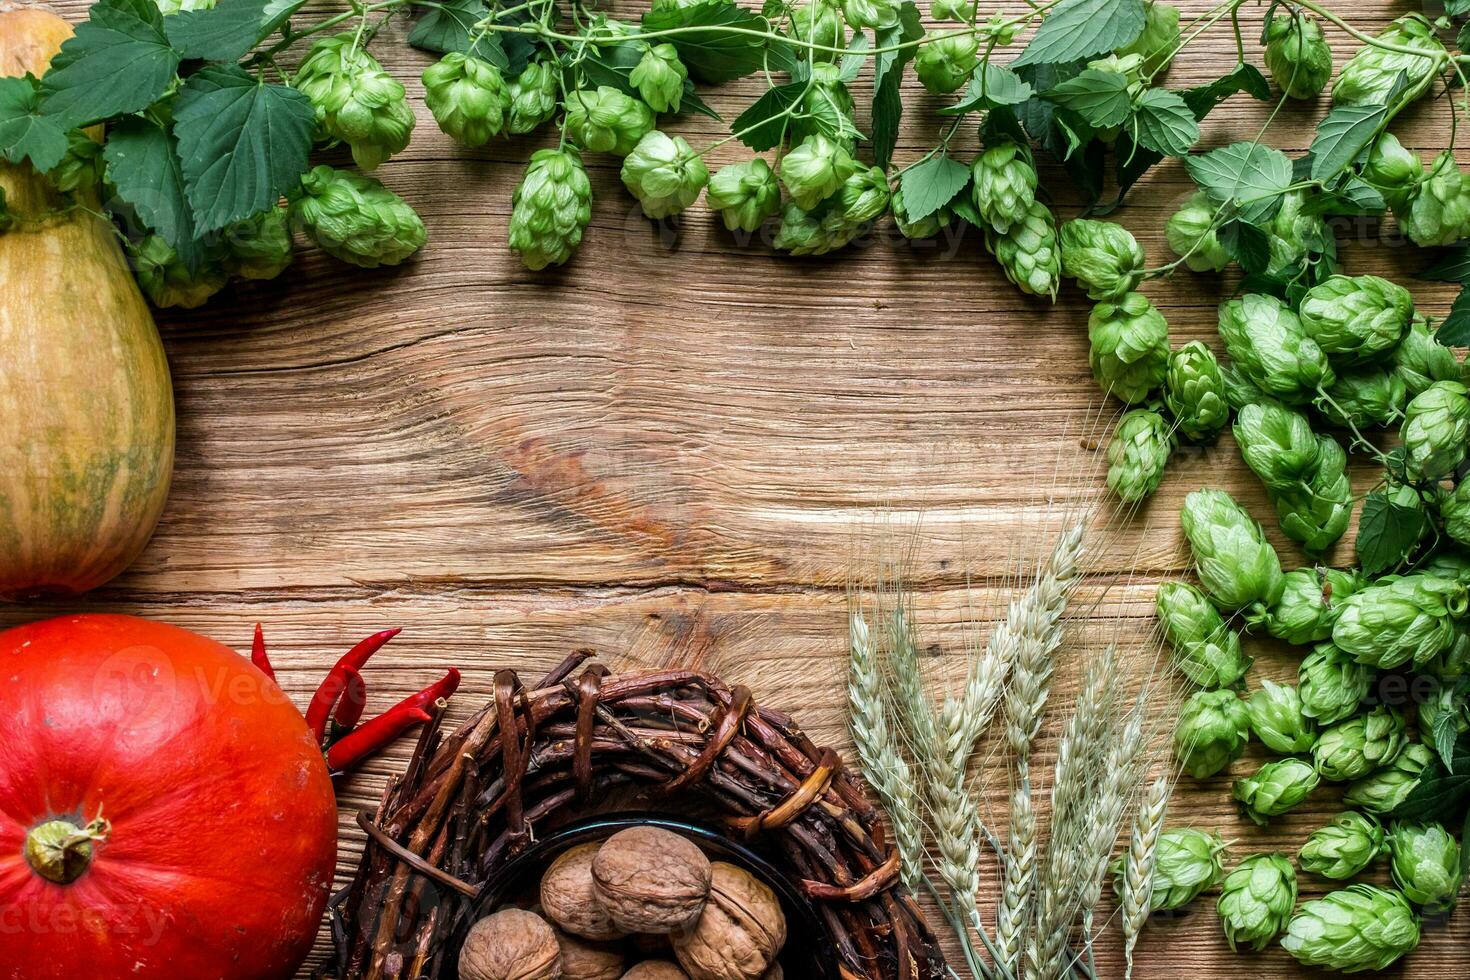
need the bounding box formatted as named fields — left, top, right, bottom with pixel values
left=1333, top=573, right=1470, bottom=670
left=1315, top=365, right=1408, bottom=428
left=1299, top=642, right=1372, bottom=726
left=1283, top=884, right=1420, bottom=971
left=1164, top=341, right=1229, bottom=443
left=422, top=53, right=510, bottom=147
left=1263, top=8, right=1332, bottom=100
left=1388, top=821, right=1463, bottom=914
left=128, top=235, right=227, bottom=309
left=1220, top=362, right=1268, bottom=412
left=1344, top=743, right=1433, bottom=815
left=1217, top=854, right=1297, bottom=951
left=1298, top=274, right=1413, bottom=366
left=971, top=141, right=1037, bottom=235
left=629, top=44, right=688, bottom=113
left=296, top=35, right=415, bottom=171
left=508, top=148, right=593, bottom=271
left=1164, top=192, right=1230, bottom=273
left=1253, top=567, right=1363, bottom=646
left=1114, top=1, right=1180, bottom=77
left=1234, top=758, right=1320, bottom=826
left=780, top=135, right=857, bottom=211
left=1270, top=434, right=1352, bottom=556
left=1232, top=401, right=1319, bottom=492
left=1401, top=380, right=1470, bottom=482
left=840, top=0, right=899, bottom=30
left=986, top=200, right=1060, bottom=298
left=1300, top=811, right=1385, bottom=879
left=706, top=159, right=781, bottom=233
left=220, top=207, right=293, bottom=281
left=506, top=61, right=560, bottom=135
left=1059, top=219, right=1144, bottom=300
left=1444, top=482, right=1470, bottom=549
left=292, top=165, right=426, bottom=269
left=1404, top=151, right=1470, bottom=247
left=1087, top=292, right=1169, bottom=404
left=1425, top=552, right=1470, bottom=587
left=1244, top=679, right=1318, bottom=754
left=621, top=131, right=708, bottom=220
left=789, top=0, right=845, bottom=62
left=1394, top=318, right=1464, bottom=397
left=892, top=185, right=950, bottom=239
left=1217, top=293, right=1334, bottom=404
left=1105, top=409, right=1173, bottom=502
left=1333, top=14, right=1446, bottom=109
left=1363, top=133, right=1423, bottom=213
left=931, top=0, right=974, bottom=20
left=1175, top=689, right=1250, bottom=779
left=564, top=86, right=654, bottom=156
left=771, top=202, right=833, bottom=256
left=1157, top=582, right=1252, bottom=689
left=835, top=166, right=891, bottom=225
left=49, top=131, right=103, bottom=196
left=1111, top=827, right=1226, bottom=911
left=1181, top=488, right=1285, bottom=613
left=914, top=33, right=979, bottom=94
left=1313, top=706, right=1408, bottom=782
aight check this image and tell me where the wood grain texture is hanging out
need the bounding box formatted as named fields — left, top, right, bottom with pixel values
left=5, top=0, right=1470, bottom=976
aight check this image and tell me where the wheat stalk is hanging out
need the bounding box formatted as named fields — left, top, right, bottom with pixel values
left=847, top=612, right=928, bottom=890
left=1120, top=774, right=1171, bottom=979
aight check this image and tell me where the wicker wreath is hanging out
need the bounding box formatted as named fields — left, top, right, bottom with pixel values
left=321, top=651, right=947, bottom=980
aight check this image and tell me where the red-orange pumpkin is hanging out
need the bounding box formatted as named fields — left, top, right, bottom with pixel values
left=0, top=614, right=338, bottom=979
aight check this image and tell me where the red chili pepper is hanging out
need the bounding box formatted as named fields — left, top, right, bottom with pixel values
left=324, top=668, right=460, bottom=773
left=251, top=624, right=275, bottom=681
left=334, top=667, right=366, bottom=733
left=304, top=628, right=401, bottom=742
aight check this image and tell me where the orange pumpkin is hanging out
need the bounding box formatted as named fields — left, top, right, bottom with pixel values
left=0, top=2, right=175, bottom=597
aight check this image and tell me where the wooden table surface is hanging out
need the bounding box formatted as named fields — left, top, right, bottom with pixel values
left=11, top=0, right=1470, bottom=976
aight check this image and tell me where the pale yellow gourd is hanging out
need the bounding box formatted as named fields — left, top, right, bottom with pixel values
left=0, top=2, right=174, bottom=596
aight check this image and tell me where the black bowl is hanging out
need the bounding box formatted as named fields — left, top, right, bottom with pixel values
left=461, top=811, right=841, bottom=978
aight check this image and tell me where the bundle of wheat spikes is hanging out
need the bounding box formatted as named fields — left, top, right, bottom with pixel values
left=848, top=491, right=1189, bottom=980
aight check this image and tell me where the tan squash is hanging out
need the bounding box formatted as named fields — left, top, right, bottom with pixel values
left=0, top=1, right=174, bottom=597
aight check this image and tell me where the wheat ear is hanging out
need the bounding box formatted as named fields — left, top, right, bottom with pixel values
left=1121, top=774, right=1171, bottom=979
left=848, top=613, right=927, bottom=890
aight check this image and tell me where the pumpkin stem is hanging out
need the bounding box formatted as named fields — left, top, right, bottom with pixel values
left=23, top=813, right=110, bottom=885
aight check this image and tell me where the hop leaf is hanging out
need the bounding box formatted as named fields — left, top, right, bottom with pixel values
left=892, top=184, right=950, bottom=239
left=508, top=148, right=593, bottom=271
left=1299, top=811, right=1385, bottom=880
left=1174, top=689, right=1250, bottom=779
left=621, top=130, right=708, bottom=219
left=423, top=53, right=510, bottom=147
left=1217, top=853, right=1297, bottom=951
left=292, top=165, right=427, bottom=269
left=1087, top=292, right=1168, bottom=404
left=706, top=158, right=781, bottom=233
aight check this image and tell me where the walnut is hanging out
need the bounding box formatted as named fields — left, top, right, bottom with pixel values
left=591, top=827, right=712, bottom=934
left=555, top=927, right=624, bottom=980
left=459, top=909, right=563, bottom=980
left=760, top=967, right=782, bottom=980
left=672, top=863, right=786, bottom=980
left=543, top=844, right=628, bottom=941
left=620, top=963, right=690, bottom=980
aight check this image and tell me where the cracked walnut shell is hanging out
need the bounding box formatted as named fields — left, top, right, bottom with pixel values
left=459, top=909, right=563, bottom=980
left=591, top=827, right=712, bottom=934
left=543, top=843, right=628, bottom=941
left=672, top=863, right=786, bottom=980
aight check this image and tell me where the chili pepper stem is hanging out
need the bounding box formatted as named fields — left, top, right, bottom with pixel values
left=251, top=623, right=275, bottom=680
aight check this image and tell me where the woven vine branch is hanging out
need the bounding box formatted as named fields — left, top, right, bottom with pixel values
left=322, top=651, right=947, bottom=980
